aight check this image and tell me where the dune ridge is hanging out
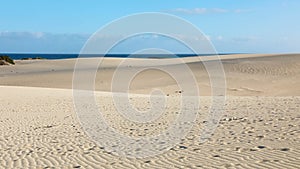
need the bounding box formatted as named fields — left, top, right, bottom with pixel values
left=0, top=54, right=299, bottom=96
left=0, top=54, right=299, bottom=168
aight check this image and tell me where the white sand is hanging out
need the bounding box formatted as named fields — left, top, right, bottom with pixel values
left=0, top=54, right=300, bottom=168
left=1, top=54, right=299, bottom=96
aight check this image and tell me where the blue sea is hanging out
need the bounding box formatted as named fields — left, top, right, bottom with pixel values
left=1, top=53, right=234, bottom=60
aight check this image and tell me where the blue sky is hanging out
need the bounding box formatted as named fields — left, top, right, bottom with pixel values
left=0, top=0, right=299, bottom=53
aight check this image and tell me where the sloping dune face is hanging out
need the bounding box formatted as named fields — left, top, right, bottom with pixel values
left=221, top=54, right=300, bottom=96
left=0, top=54, right=299, bottom=96
left=0, top=54, right=299, bottom=168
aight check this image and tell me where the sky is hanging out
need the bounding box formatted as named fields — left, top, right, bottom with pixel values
left=0, top=0, right=299, bottom=54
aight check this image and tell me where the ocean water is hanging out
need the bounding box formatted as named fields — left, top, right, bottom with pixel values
left=0, top=53, right=233, bottom=60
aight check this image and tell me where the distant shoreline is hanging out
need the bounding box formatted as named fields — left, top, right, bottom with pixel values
left=0, top=53, right=246, bottom=60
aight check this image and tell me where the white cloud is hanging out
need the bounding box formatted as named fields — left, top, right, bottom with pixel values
left=168, top=8, right=252, bottom=15
left=169, top=8, right=228, bottom=14
left=217, top=36, right=223, bottom=40
left=0, top=31, right=89, bottom=40
left=170, top=8, right=206, bottom=14
left=0, top=31, right=43, bottom=39
left=212, top=8, right=228, bottom=13
left=31, top=32, right=45, bottom=39
left=0, top=31, right=90, bottom=53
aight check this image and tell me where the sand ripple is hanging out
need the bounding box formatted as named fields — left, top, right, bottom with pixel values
left=0, top=86, right=299, bottom=168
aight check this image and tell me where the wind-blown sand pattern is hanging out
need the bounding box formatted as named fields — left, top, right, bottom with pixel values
left=0, top=54, right=300, bottom=168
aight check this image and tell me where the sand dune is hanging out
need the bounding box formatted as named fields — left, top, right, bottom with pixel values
left=0, top=86, right=299, bottom=168
left=0, top=54, right=300, bottom=168
left=0, top=54, right=299, bottom=96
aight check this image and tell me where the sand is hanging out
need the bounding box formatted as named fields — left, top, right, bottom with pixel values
left=0, top=54, right=299, bottom=168
left=0, top=54, right=299, bottom=96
